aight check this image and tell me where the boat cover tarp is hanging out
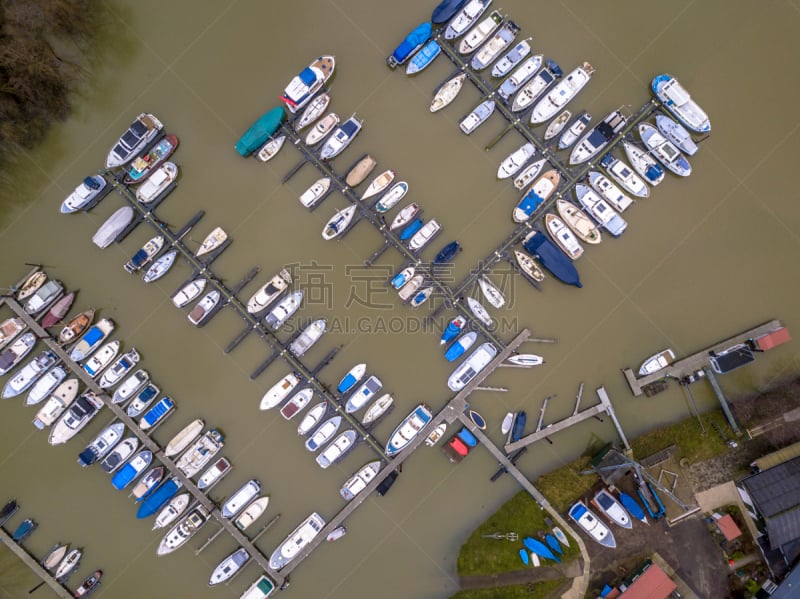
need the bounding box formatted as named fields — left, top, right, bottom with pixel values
left=83, top=176, right=100, bottom=189
left=392, top=22, right=432, bottom=63
left=517, top=191, right=544, bottom=218
left=618, top=492, right=646, bottom=521
left=432, top=0, right=467, bottom=23
left=235, top=107, right=285, bottom=156
left=456, top=427, right=478, bottom=447
left=400, top=218, right=423, bottom=240
left=137, top=478, right=180, bottom=518
left=510, top=411, right=527, bottom=441
left=299, top=67, right=317, bottom=86
left=522, top=233, right=582, bottom=288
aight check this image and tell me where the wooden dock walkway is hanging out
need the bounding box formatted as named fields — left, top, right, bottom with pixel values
left=622, top=319, right=784, bottom=396
left=0, top=525, right=73, bottom=598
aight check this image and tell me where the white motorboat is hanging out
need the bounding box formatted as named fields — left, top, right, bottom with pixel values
left=305, top=415, right=342, bottom=452
left=389, top=202, right=420, bottom=230
left=651, top=73, right=710, bottom=133
left=157, top=505, right=210, bottom=556
left=100, top=436, right=138, bottom=473
left=638, top=121, right=692, bottom=177
left=269, top=512, right=326, bottom=570
left=142, top=249, right=178, bottom=283
left=545, top=213, right=584, bottom=260
left=25, top=365, right=66, bottom=406
left=98, top=348, right=140, bottom=389
left=375, top=181, right=409, bottom=213
left=124, top=235, right=164, bottom=274
left=467, top=296, right=493, bottom=327
left=497, top=142, right=535, bottom=179
left=187, top=290, right=221, bottom=326
left=255, top=135, right=286, bottom=162
left=222, top=479, right=261, bottom=519
left=48, top=391, right=104, bottom=445
left=0, top=317, right=25, bottom=351
left=246, top=269, right=292, bottom=314
left=319, top=114, right=363, bottom=160
left=361, top=169, right=395, bottom=201
left=280, top=55, right=335, bottom=114
left=164, top=419, right=205, bottom=457
left=60, top=175, right=108, bottom=213
left=655, top=114, right=698, bottom=155
left=556, top=199, right=602, bottom=245
left=91, top=206, right=134, bottom=249
left=77, top=421, right=125, bottom=467
left=106, top=113, right=163, bottom=168
left=576, top=183, right=627, bottom=238
left=289, top=319, right=326, bottom=356
left=558, top=111, right=592, bottom=149
left=639, top=348, right=676, bottom=376
left=385, top=403, right=433, bottom=456
left=470, top=20, right=519, bottom=71
left=588, top=171, right=634, bottom=213
left=497, top=54, right=543, bottom=100
left=135, top=162, right=178, bottom=204
left=340, top=461, right=381, bottom=500
left=297, top=401, right=327, bottom=436
left=172, top=278, right=207, bottom=308
left=598, top=153, right=649, bottom=198
left=570, top=108, right=628, bottom=165
left=174, top=429, right=224, bottom=478
left=299, top=177, right=331, bottom=208
left=152, top=493, right=190, bottom=530
left=264, top=290, right=304, bottom=330
left=444, top=0, right=493, bottom=40
left=397, top=274, right=424, bottom=302
left=430, top=73, right=467, bottom=113
left=390, top=266, right=415, bottom=290
left=321, top=205, right=357, bottom=240
left=622, top=139, right=666, bottom=186
left=447, top=342, right=498, bottom=391
left=459, top=100, right=495, bottom=134
left=568, top=500, right=616, bottom=548
left=478, top=277, right=505, bottom=308
left=260, top=371, right=301, bottom=410
left=543, top=109, right=571, bottom=140
left=424, top=423, right=447, bottom=446
left=491, top=38, right=531, bottom=78
left=69, top=317, right=115, bottom=362
left=126, top=382, right=159, bottom=417
left=506, top=354, right=544, bottom=366
left=197, top=458, right=232, bottom=491
left=345, top=375, right=382, bottom=414
left=294, top=92, right=330, bottom=131
left=2, top=350, right=58, bottom=398
left=234, top=496, right=269, bottom=531
left=457, top=10, right=503, bottom=54
left=511, top=59, right=563, bottom=112
left=408, top=219, right=441, bottom=251
left=513, top=158, right=547, bottom=191
left=315, top=429, right=357, bottom=468
left=279, top=388, right=314, bottom=420
left=195, top=227, right=228, bottom=258
left=409, top=285, right=433, bottom=308
left=305, top=112, right=339, bottom=146
left=361, top=393, right=393, bottom=426
left=593, top=488, right=633, bottom=529
left=209, top=547, right=250, bottom=586
left=32, top=378, right=78, bottom=430
left=112, top=369, right=149, bottom=404
left=82, top=340, right=120, bottom=378
left=337, top=363, right=367, bottom=394
left=530, top=62, right=595, bottom=124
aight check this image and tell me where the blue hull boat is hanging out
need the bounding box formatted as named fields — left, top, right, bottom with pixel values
left=432, top=0, right=468, bottom=23
left=433, top=241, right=461, bottom=264
left=12, top=518, right=37, bottom=542
left=510, top=411, right=527, bottom=442
left=406, top=40, right=441, bottom=75
left=136, top=478, right=180, bottom=519
left=518, top=548, right=529, bottom=565
left=522, top=231, right=582, bottom=288
left=440, top=316, right=466, bottom=345
left=618, top=491, right=647, bottom=524
left=140, top=397, right=174, bottom=429
left=387, top=22, right=432, bottom=69
left=523, top=537, right=560, bottom=563
left=400, top=218, right=424, bottom=241
left=444, top=331, right=477, bottom=362
left=545, top=533, right=563, bottom=555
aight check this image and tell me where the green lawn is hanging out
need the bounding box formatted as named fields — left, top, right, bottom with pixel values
left=631, top=409, right=731, bottom=462
left=451, top=580, right=564, bottom=599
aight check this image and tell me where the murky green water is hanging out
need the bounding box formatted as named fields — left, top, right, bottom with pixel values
left=0, top=1, right=798, bottom=597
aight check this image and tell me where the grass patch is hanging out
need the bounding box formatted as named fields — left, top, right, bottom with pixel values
left=631, top=409, right=731, bottom=462
left=451, top=580, right=564, bottom=599
left=457, top=491, right=579, bottom=577
left=536, top=456, right=597, bottom=513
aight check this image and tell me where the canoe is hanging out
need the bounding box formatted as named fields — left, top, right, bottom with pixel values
left=545, top=533, right=563, bottom=554
left=552, top=526, right=570, bottom=547
left=523, top=536, right=560, bottom=562
left=430, top=73, right=467, bottom=113
left=478, top=277, right=505, bottom=308
left=519, top=548, right=530, bottom=565
left=345, top=154, right=377, bottom=187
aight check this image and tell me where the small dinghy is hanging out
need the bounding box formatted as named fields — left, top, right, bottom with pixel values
left=501, top=412, right=514, bottom=434
left=552, top=526, right=570, bottom=547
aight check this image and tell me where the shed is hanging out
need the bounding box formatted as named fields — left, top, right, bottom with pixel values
left=619, top=563, right=676, bottom=598
left=716, top=514, right=743, bottom=541
left=751, top=327, right=791, bottom=352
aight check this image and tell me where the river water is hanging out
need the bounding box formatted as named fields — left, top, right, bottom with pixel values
left=0, top=0, right=798, bottom=597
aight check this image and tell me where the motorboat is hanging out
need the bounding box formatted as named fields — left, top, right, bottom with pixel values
left=470, top=20, right=519, bottom=70
left=340, top=461, right=381, bottom=500
left=506, top=353, right=544, bottom=366
left=345, top=375, right=382, bottom=413
left=305, top=112, right=339, bottom=146
left=209, top=547, right=250, bottom=586
left=123, top=134, right=179, bottom=185
left=98, top=348, right=140, bottom=388
left=497, top=142, right=535, bottom=179
left=234, top=496, right=269, bottom=531
left=197, top=458, right=232, bottom=491
left=345, top=154, right=377, bottom=187
left=556, top=199, right=602, bottom=245
left=239, top=575, right=276, bottom=599
left=74, top=570, right=102, bottom=597
left=112, top=369, right=149, bottom=404
left=514, top=249, right=546, bottom=283
left=15, top=271, right=46, bottom=301
left=32, top=377, right=78, bottom=430
left=361, top=169, right=396, bottom=202
left=280, top=388, right=314, bottom=420
left=106, top=113, right=163, bottom=168
left=48, top=391, right=104, bottom=445
left=622, top=139, right=665, bottom=186
left=408, top=219, right=441, bottom=251
left=511, top=59, right=563, bottom=112
left=164, top=419, right=204, bottom=457
left=100, top=436, right=138, bottom=473
left=297, top=401, right=327, bottom=436
left=570, top=108, right=628, bottom=165
left=389, top=203, right=420, bottom=230
left=568, top=500, right=616, bottom=548
left=305, top=415, right=342, bottom=451
left=0, top=317, right=25, bottom=350
left=513, top=158, right=547, bottom=190
left=558, top=111, right=592, bottom=149
left=447, top=342, right=498, bottom=391
left=246, top=269, right=292, bottom=314
left=400, top=217, right=424, bottom=241
left=299, top=177, right=331, bottom=208
left=530, top=62, right=595, bottom=124
left=142, top=249, right=178, bottom=283
left=425, top=423, right=447, bottom=446
left=54, top=547, right=82, bottom=580
left=491, top=38, right=531, bottom=77
left=655, top=114, right=698, bottom=155
left=321, top=205, right=357, bottom=240
left=639, top=348, right=676, bottom=376
left=387, top=22, right=432, bottom=69
left=171, top=278, right=207, bottom=309
left=57, top=308, right=95, bottom=346
left=319, top=114, right=363, bottom=160
left=123, top=235, right=165, bottom=274
left=598, top=153, right=649, bottom=198
left=264, top=290, right=304, bottom=330
left=110, top=449, right=152, bottom=490
left=2, top=349, right=58, bottom=398
left=457, top=10, right=503, bottom=55
left=512, top=169, right=560, bottom=223
left=406, top=40, right=441, bottom=75
left=235, top=107, right=285, bottom=157
left=135, top=162, right=178, bottom=204
left=280, top=55, right=335, bottom=113
left=361, top=393, right=393, bottom=426
left=131, top=466, right=165, bottom=502
left=478, top=277, right=505, bottom=308
left=651, top=73, right=710, bottom=133
left=545, top=214, right=584, bottom=260
left=430, top=73, right=467, bottom=113
left=375, top=181, right=408, bottom=213
left=157, top=505, right=210, bottom=556
left=69, top=317, right=114, bottom=362
left=316, top=429, right=357, bottom=468
left=195, top=226, right=228, bottom=258
left=593, top=488, right=632, bottom=529
left=77, top=421, right=125, bottom=467
left=337, top=363, right=366, bottom=394
left=260, top=371, right=301, bottom=410
left=497, top=53, right=544, bottom=101
left=459, top=99, right=495, bottom=134
left=444, top=0, right=492, bottom=40
left=543, top=109, right=571, bottom=140
left=440, top=315, right=466, bottom=345
left=638, top=121, right=692, bottom=176
left=588, top=171, right=634, bottom=212
left=523, top=228, right=582, bottom=284
left=139, top=396, right=175, bottom=430
left=82, top=339, right=120, bottom=378
left=23, top=279, right=62, bottom=316
left=126, top=382, right=160, bottom=417
left=575, top=183, right=627, bottom=238
left=397, top=274, right=424, bottom=302
left=289, top=319, right=326, bottom=356
left=445, top=331, right=478, bottom=362
left=187, top=289, right=221, bottom=326
left=433, top=241, right=461, bottom=264
left=222, top=479, right=261, bottom=518
left=42, top=543, right=69, bottom=572
left=432, top=0, right=469, bottom=24
left=294, top=92, right=330, bottom=131
left=25, top=365, right=67, bottom=406
left=467, top=296, right=493, bottom=327
left=269, top=512, right=326, bottom=570
left=60, top=175, right=108, bottom=213
left=174, top=429, right=224, bottom=477
left=385, top=403, right=433, bottom=456
left=11, top=518, right=37, bottom=542
left=255, top=134, right=286, bottom=162
left=152, top=493, right=190, bottom=530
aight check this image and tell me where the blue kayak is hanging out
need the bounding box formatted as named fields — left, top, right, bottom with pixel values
left=545, top=533, right=563, bottom=555
left=618, top=491, right=647, bottom=523
left=518, top=548, right=529, bottom=565
left=523, top=536, right=560, bottom=563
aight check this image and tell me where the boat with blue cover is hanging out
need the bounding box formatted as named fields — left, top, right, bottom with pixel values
left=509, top=410, right=526, bottom=442
left=512, top=188, right=546, bottom=223
left=139, top=396, right=174, bottom=430
left=523, top=536, right=559, bottom=562
left=635, top=477, right=666, bottom=520
left=400, top=218, right=424, bottom=240
left=280, top=56, right=335, bottom=114
left=387, top=22, right=432, bottom=69
left=444, top=331, right=477, bottom=362
left=522, top=231, right=582, bottom=288
left=433, top=241, right=461, bottom=264
left=69, top=318, right=114, bottom=362
left=137, top=477, right=180, bottom=519
left=651, top=73, right=710, bottom=133
left=440, top=315, right=466, bottom=345
left=545, top=533, right=563, bottom=554
left=337, top=363, right=366, bottom=394
left=319, top=114, right=363, bottom=160
left=518, top=548, right=529, bottom=565
left=12, top=518, right=37, bottom=542
left=617, top=491, right=647, bottom=524
left=390, top=266, right=414, bottom=290
left=111, top=449, right=152, bottom=490
left=235, top=107, right=285, bottom=157
left=406, top=40, right=441, bottom=75
left=432, top=0, right=468, bottom=23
